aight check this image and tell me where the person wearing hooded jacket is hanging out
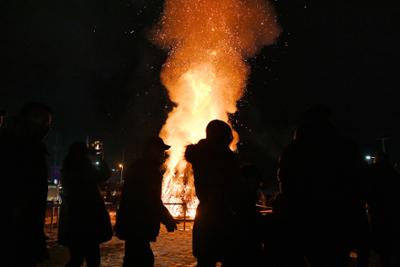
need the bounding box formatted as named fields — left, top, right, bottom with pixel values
left=185, top=120, right=242, bottom=267
left=58, top=142, right=112, bottom=267
left=0, top=103, right=52, bottom=267
left=115, top=136, right=177, bottom=267
left=274, top=105, right=368, bottom=266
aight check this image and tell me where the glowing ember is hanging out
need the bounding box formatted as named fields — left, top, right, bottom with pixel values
left=152, top=0, right=281, bottom=218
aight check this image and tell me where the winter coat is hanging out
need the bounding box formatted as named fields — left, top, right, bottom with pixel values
left=185, top=139, right=242, bottom=260
left=276, top=134, right=367, bottom=256
left=58, top=158, right=112, bottom=246
left=0, top=127, right=49, bottom=263
left=367, top=162, right=400, bottom=253
left=115, top=157, right=174, bottom=241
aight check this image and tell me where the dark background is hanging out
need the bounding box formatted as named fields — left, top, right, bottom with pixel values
left=2, top=0, right=399, bottom=180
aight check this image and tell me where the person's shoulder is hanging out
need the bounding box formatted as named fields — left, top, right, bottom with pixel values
left=278, top=141, right=307, bottom=165
left=185, top=139, right=206, bottom=161
left=185, top=143, right=196, bottom=153
left=188, top=139, right=207, bottom=150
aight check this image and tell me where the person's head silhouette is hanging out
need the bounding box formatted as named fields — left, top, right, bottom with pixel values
left=68, top=142, right=89, bottom=157
left=20, top=102, right=52, bottom=140
left=206, top=120, right=233, bottom=147
left=143, top=136, right=170, bottom=162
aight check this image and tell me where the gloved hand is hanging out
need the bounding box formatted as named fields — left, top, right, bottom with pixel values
left=165, top=218, right=178, bottom=232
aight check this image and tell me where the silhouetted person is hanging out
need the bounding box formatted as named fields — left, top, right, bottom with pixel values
left=0, top=109, right=5, bottom=128
left=185, top=120, right=241, bottom=267
left=58, top=142, right=113, bottom=267
left=239, top=164, right=264, bottom=214
left=115, top=136, right=177, bottom=267
left=233, top=164, right=264, bottom=266
left=275, top=105, right=368, bottom=266
left=0, top=103, right=52, bottom=266
left=368, top=152, right=400, bottom=266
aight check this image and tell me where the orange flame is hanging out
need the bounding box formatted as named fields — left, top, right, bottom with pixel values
left=153, top=0, right=281, bottom=218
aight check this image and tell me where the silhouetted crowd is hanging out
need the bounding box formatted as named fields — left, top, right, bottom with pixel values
left=1, top=103, right=399, bottom=267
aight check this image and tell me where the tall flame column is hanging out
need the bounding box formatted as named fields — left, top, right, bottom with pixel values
left=152, top=0, right=281, bottom=218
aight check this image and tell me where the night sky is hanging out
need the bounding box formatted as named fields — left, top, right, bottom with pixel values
left=2, top=0, right=400, bottom=175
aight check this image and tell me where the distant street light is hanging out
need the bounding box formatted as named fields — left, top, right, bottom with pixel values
left=119, top=150, right=125, bottom=184
left=118, top=163, right=124, bottom=183
left=365, top=155, right=375, bottom=164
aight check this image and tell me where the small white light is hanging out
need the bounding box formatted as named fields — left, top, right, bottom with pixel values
left=365, top=155, right=372, bottom=160
left=95, top=161, right=100, bottom=166
left=54, top=179, right=58, bottom=185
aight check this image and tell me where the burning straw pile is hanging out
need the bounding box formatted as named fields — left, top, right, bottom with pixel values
left=152, top=0, right=281, bottom=218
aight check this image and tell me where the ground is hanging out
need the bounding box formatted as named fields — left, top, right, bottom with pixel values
left=40, top=212, right=197, bottom=267
left=40, top=210, right=382, bottom=267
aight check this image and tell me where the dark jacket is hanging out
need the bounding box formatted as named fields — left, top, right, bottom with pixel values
left=367, top=161, right=400, bottom=252
left=115, top=156, right=174, bottom=241
left=185, top=139, right=241, bottom=260
left=1, top=125, right=49, bottom=263
left=58, top=158, right=112, bottom=246
left=276, top=133, right=367, bottom=254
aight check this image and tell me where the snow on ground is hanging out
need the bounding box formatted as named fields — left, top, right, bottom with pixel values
left=39, top=211, right=382, bottom=267
left=39, top=221, right=197, bottom=267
